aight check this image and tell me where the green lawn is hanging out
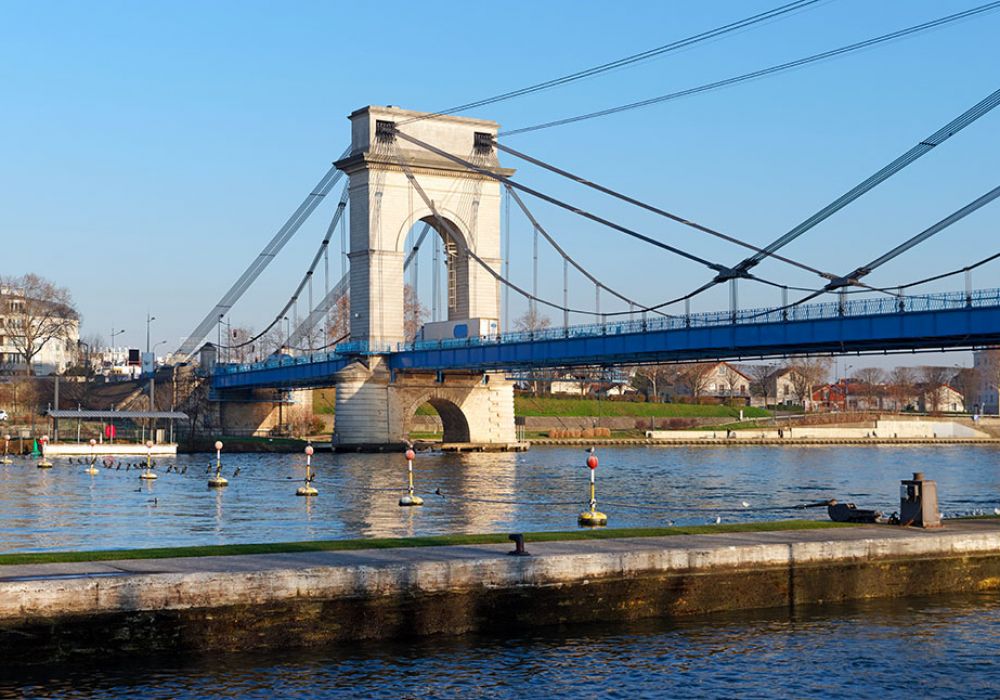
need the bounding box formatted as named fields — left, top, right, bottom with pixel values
left=513, top=396, right=770, bottom=418
left=0, top=520, right=852, bottom=566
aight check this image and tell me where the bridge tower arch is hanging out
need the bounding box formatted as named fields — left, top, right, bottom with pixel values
left=334, top=105, right=512, bottom=348
left=331, top=106, right=518, bottom=449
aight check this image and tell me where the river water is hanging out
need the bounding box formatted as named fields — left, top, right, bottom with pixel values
left=0, top=445, right=998, bottom=552
left=2, top=592, right=999, bottom=698
left=2, top=445, right=1000, bottom=697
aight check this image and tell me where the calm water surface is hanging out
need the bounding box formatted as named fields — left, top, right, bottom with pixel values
left=3, top=446, right=1000, bottom=697
left=1, top=445, right=999, bottom=552
left=2, top=592, right=999, bottom=698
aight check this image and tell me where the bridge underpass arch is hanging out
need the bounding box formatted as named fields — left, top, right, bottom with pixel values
left=406, top=392, right=472, bottom=444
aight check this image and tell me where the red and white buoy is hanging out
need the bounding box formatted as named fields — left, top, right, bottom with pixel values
left=399, top=446, right=423, bottom=507
left=578, top=447, right=607, bottom=526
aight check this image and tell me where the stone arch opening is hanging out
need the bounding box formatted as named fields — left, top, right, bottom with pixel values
left=408, top=396, right=471, bottom=443
left=400, top=213, right=476, bottom=333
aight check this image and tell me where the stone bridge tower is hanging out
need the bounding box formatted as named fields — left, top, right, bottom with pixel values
left=331, top=106, right=518, bottom=449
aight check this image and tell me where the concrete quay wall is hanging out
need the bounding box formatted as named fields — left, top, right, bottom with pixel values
left=3, top=522, right=1000, bottom=663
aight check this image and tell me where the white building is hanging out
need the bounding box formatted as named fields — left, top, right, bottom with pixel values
left=0, top=287, right=79, bottom=375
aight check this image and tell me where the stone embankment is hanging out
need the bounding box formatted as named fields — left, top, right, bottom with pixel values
left=3, top=520, right=1000, bottom=663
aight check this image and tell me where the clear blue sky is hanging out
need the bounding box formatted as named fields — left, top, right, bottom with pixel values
left=1, top=0, right=996, bottom=369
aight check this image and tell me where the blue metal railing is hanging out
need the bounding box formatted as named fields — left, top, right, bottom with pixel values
left=215, top=288, right=1000, bottom=375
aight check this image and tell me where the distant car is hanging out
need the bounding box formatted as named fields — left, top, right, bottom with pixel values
left=0, top=410, right=8, bottom=421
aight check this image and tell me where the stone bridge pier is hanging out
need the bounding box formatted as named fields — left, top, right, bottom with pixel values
left=333, top=359, right=516, bottom=449
left=328, top=104, right=519, bottom=449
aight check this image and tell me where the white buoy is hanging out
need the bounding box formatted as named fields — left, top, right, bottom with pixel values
left=296, top=445, right=317, bottom=496
left=85, top=438, right=99, bottom=475
left=208, top=440, right=228, bottom=487
left=398, top=447, right=423, bottom=507
left=139, top=440, right=157, bottom=480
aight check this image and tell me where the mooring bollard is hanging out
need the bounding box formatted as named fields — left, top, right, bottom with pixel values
left=85, top=438, right=99, bottom=475
left=140, top=440, right=157, bottom=480
left=208, top=440, right=228, bottom=488
left=507, top=533, right=530, bottom=556
left=1, top=434, right=11, bottom=465
left=578, top=447, right=607, bottom=527
left=296, top=444, right=318, bottom=496
left=398, top=446, right=423, bottom=507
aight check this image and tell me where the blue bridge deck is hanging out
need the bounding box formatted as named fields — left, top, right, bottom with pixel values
left=212, top=289, right=1000, bottom=391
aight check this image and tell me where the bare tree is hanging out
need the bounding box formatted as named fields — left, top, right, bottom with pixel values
left=950, top=367, right=977, bottom=412
left=747, top=363, right=775, bottom=406
left=918, top=365, right=951, bottom=413
left=514, top=306, right=551, bottom=334
left=854, top=367, right=886, bottom=410
left=789, top=358, right=831, bottom=409
left=327, top=292, right=351, bottom=342
left=887, top=366, right=916, bottom=412
left=675, top=362, right=715, bottom=399
left=258, top=324, right=288, bottom=358
left=0, top=274, right=78, bottom=375
left=403, top=284, right=427, bottom=342
left=632, top=364, right=673, bottom=401
left=227, top=326, right=257, bottom=364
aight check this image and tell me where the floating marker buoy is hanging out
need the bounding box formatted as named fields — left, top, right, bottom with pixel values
left=85, top=438, right=99, bottom=475
left=399, top=446, right=423, bottom=507
left=208, top=440, right=228, bottom=488
left=139, top=440, right=157, bottom=480
left=578, top=447, right=607, bottom=527
left=296, top=444, right=317, bottom=496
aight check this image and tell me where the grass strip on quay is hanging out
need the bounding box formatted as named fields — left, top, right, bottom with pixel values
left=0, top=520, right=855, bottom=567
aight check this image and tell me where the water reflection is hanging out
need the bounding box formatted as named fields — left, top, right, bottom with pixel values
left=0, top=446, right=998, bottom=553
left=2, top=592, right=998, bottom=698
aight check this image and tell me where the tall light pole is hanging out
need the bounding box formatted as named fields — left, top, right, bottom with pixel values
left=145, top=314, right=156, bottom=357
left=110, top=327, right=125, bottom=367
left=284, top=316, right=291, bottom=354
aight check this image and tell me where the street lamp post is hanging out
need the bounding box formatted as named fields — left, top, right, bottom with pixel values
left=110, top=327, right=126, bottom=368
left=145, top=314, right=156, bottom=358
left=284, top=317, right=291, bottom=354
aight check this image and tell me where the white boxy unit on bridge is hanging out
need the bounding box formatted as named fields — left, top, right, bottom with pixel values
left=419, top=318, right=499, bottom=342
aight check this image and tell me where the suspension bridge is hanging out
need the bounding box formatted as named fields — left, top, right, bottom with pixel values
left=167, top=3, right=1000, bottom=449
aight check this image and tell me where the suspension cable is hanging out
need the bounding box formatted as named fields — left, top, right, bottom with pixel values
left=219, top=186, right=350, bottom=350
left=743, top=187, right=1000, bottom=318
left=505, top=185, right=675, bottom=317
left=388, top=142, right=599, bottom=316
left=718, top=88, right=1000, bottom=283
left=392, top=128, right=729, bottom=273
left=825, top=185, right=1000, bottom=290
left=495, top=140, right=832, bottom=280
left=176, top=146, right=350, bottom=359
left=502, top=3, right=1000, bottom=136
left=397, top=0, right=823, bottom=125
left=394, top=126, right=810, bottom=315
left=632, top=87, right=1000, bottom=315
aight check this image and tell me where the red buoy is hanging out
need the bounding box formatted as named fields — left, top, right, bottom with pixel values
left=586, top=454, right=598, bottom=470
left=405, top=449, right=416, bottom=461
